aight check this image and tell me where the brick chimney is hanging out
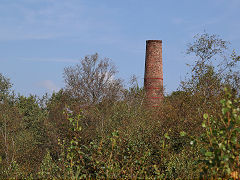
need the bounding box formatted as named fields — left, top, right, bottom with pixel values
left=144, top=40, right=163, bottom=106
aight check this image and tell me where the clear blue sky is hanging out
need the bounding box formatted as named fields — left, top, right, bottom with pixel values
left=0, top=0, right=240, bottom=96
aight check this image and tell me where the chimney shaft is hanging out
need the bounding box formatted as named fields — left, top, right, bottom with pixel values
left=144, top=40, right=163, bottom=106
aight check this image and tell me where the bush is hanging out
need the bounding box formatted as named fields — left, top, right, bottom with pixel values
left=195, top=88, right=240, bottom=178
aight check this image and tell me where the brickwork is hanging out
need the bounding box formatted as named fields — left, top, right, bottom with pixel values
left=144, top=40, right=163, bottom=106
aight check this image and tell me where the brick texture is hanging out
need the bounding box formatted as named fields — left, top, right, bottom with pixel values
left=144, top=40, right=163, bottom=106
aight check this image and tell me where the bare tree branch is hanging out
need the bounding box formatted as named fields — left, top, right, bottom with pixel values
left=63, top=53, right=123, bottom=105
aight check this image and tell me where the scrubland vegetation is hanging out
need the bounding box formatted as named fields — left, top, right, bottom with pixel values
left=0, top=33, right=240, bottom=179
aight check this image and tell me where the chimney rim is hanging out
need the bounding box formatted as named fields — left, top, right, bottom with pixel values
left=146, top=40, right=162, bottom=43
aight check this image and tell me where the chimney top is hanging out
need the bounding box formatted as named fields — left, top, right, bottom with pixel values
left=146, top=40, right=162, bottom=43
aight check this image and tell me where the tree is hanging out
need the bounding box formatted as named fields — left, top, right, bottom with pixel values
left=0, top=73, right=12, bottom=96
left=182, top=32, right=240, bottom=98
left=63, top=53, right=123, bottom=105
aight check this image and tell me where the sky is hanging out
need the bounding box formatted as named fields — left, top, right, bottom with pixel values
left=0, top=0, right=240, bottom=96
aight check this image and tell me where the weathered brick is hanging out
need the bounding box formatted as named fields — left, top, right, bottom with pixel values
left=144, top=40, right=163, bottom=106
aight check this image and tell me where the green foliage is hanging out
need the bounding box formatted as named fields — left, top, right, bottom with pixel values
left=0, top=73, right=12, bottom=95
left=38, top=107, right=198, bottom=179
left=0, top=32, right=239, bottom=179
left=0, top=160, right=23, bottom=179
left=14, top=95, right=48, bottom=174
left=196, top=88, right=240, bottom=178
left=37, top=150, right=60, bottom=179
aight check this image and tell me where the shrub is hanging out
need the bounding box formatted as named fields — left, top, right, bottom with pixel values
left=193, top=88, right=240, bottom=178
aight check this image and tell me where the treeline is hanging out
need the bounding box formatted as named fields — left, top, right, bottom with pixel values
left=0, top=33, right=240, bottom=179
